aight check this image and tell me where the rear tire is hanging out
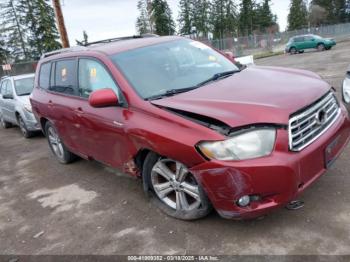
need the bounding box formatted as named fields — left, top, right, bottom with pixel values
left=18, top=115, right=33, bottom=138
left=290, top=47, right=297, bottom=55
left=0, top=113, right=11, bottom=129
left=317, top=43, right=325, bottom=51
left=45, top=121, right=76, bottom=164
left=143, top=152, right=212, bottom=220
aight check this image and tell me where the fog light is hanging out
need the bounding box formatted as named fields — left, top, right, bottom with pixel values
left=237, top=195, right=250, bottom=207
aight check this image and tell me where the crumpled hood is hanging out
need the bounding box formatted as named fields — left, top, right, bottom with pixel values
left=152, top=66, right=331, bottom=128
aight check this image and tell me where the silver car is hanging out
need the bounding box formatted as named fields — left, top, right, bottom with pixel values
left=0, top=74, right=41, bottom=138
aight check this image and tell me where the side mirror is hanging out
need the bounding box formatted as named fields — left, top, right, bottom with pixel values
left=224, top=51, right=235, bottom=62
left=89, top=88, right=119, bottom=108
left=3, top=93, right=14, bottom=99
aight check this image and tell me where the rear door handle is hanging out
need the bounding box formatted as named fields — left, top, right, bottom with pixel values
left=74, top=107, right=84, bottom=115
left=48, top=100, right=53, bottom=108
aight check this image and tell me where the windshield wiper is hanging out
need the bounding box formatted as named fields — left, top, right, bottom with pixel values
left=195, top=70, right=240, bottom=88
left=146, top=86, right=198, bottom=101
left=146, top=70, right=240, bottom=101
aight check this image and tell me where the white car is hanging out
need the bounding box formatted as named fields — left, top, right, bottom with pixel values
left=0, top=74, right=41, bottom=138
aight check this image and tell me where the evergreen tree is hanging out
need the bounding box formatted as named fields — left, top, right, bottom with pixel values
left=0, top=33, right=10, bottom=64
left=287, top=0, right=308, bottom=31
left=136, top=0, right=154, bottom=34
left=238, top=0, right=256, bottom=36
left=0, top=0, right=28, bottom=61
left=151, top=0, right=175, bottom=35
left=211, top=0, right=238, bottom=39
left=255, top=0, right=277, bottom=33
left=178, top=0, right=192, bottom=35
left=192, top=0, right=211, bottom=37
left=27, top=0, right=61, bottom=58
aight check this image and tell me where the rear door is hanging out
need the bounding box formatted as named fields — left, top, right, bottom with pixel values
left=48, top=58, right=90, bottom=155
left=75, top=57, right=130, bottom=167
left=304, top=35, right=317, bottom=49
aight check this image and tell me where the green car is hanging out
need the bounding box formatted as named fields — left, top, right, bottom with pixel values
left=285, top=34, right=336, bottom=54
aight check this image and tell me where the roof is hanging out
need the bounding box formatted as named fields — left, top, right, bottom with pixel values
left=1, top=73, right=35, bottom=81
left=41, top=36, right=184, bottom=60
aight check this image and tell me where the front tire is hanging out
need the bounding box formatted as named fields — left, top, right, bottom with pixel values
left=0, top=113, right=11, bottom=129
left=45, top=121, right=76, bottom=164
left=317, top=43, right=325, bottom=51
left=18, top=115, right=33, bottom=138
left=143, top=152, right=212, bottom=220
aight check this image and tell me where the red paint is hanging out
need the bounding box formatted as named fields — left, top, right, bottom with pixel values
left=30, top=36, right=350, bottom=219
left=89, top=88, right=119, bottom=108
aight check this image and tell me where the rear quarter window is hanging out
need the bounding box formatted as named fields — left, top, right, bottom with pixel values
left=39, top=63, right=51, bottom=89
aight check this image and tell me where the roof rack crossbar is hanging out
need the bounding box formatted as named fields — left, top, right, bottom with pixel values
left=84, top=34, right=159, bottom=46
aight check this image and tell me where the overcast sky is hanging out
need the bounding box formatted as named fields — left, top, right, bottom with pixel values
left=61, top=0, right=291, bottom=45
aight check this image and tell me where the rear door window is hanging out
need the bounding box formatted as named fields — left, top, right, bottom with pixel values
left=51, top=59, right=77, bottom=95
left=39, top=63, right=51, bottom=89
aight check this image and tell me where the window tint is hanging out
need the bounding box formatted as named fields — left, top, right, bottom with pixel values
left=294, top=37, right=304, bottom=42
left=78, top=58, right=121, bottom=99
left=51, top=59, right=76, bottom=95
left=39, top=63, right=51, bottom=89
left=14, top=77, right=34, bottom=96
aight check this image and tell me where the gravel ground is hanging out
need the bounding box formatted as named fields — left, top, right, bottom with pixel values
left=0, top=41, right=350, bottom=256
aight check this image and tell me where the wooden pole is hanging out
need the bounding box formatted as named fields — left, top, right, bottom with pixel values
left=52, top=0, right=70, bottom=48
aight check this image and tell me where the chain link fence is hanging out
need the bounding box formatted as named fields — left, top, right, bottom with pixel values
left=199, top=22, right=350, bottom=57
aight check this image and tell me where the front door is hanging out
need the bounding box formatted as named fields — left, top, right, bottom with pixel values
left=76, top=57, right=131, bottom=168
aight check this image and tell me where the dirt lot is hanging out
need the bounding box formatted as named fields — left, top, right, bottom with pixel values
left=1, top=41, right=350, bottom=256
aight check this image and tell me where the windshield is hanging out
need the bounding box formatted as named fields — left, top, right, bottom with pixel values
left=111, top=39, right=239, bottom=99
left=14, top=77, right=34, bottom=96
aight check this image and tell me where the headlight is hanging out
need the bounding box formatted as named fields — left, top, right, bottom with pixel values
left=343, top=78, right=350, bottom=104
left=198, top=128, right=276, bottom=161
left=24, top=104, right=32, bottom=113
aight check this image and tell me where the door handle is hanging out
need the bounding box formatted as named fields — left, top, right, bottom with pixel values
left=74, top=107, right=84, bottom=115
left=48, top=100, right=53, bottom=108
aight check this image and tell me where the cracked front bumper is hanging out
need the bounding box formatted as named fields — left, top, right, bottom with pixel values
left=190, top=107, right=350, bottom=220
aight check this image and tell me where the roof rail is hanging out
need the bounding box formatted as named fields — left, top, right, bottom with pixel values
left=41, top=46, right=87, bottom=59
left=84, top=34, right=159, bottom=47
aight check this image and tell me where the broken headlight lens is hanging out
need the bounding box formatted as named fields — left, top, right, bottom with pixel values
left=198, top=128, right=276, bottom=161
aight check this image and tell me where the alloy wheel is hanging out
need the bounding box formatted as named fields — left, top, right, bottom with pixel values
left=151, top=158, right=202, bottom=211
left=47, top=126, right=65, bottom=160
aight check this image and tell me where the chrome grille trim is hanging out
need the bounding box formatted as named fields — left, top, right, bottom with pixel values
left=289, top=92, right=341, bottom=151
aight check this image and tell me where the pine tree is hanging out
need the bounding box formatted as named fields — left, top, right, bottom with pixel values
left=0, top=33, right=10, bottom=64
left=192, top=0, right=211, bottom=37
left=178, top=0, right=192, bottom=35
left=0, top=0, right=28, bottom=61
left=287, top=0, right=308, bottom=31
left=256, top=0, right=277, bottom=33
left=26, top=0, right=61, bottom=59
left=211, top=0, right=238, bottom=39
left=151, top=0, right=175, bottom=35
left=238, top=0, right=256, bottom=36
left=136, top=0, right=154, bottom=34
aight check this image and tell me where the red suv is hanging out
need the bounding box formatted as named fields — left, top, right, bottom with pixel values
left=31, top=36, right=350, bottom=220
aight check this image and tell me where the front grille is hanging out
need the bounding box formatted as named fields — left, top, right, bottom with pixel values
left=289, top=92, right=341, bottom=151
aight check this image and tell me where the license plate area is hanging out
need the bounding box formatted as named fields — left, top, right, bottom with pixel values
left=325, top=135, right=341, bottom=169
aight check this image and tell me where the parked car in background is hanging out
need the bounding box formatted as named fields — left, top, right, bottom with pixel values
left=285, top=34, right=336, bottom=54
left=343, top=64, right=350, bottom=110
left=0, top=74, right=41, bottom=138
left=31, top=36, right=350, bottom=220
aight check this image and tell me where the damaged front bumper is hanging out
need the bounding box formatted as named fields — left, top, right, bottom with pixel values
left=190, top=107, right=350, bottom=219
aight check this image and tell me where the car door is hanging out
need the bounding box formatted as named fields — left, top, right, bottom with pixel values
left=76, top=57, right=131, bottom=168
left=48, top=58, right=90, bottom=155
left=294, top=37, right=305, bottom=50
left=2, top=80, right=16, bottom=124
left=304, top=35, right=317, bottom=49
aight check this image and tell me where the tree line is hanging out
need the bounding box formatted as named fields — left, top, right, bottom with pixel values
left=136, top=0, right=278, bottom=38
left=0, top=0, right=61, bottom=64
left=137, top=0, right=350, bottom=37
left=288, top=0, right=350, bottom=31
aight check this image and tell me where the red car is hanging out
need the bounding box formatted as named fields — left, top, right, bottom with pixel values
left=31, top=36, right=350, bottom=220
